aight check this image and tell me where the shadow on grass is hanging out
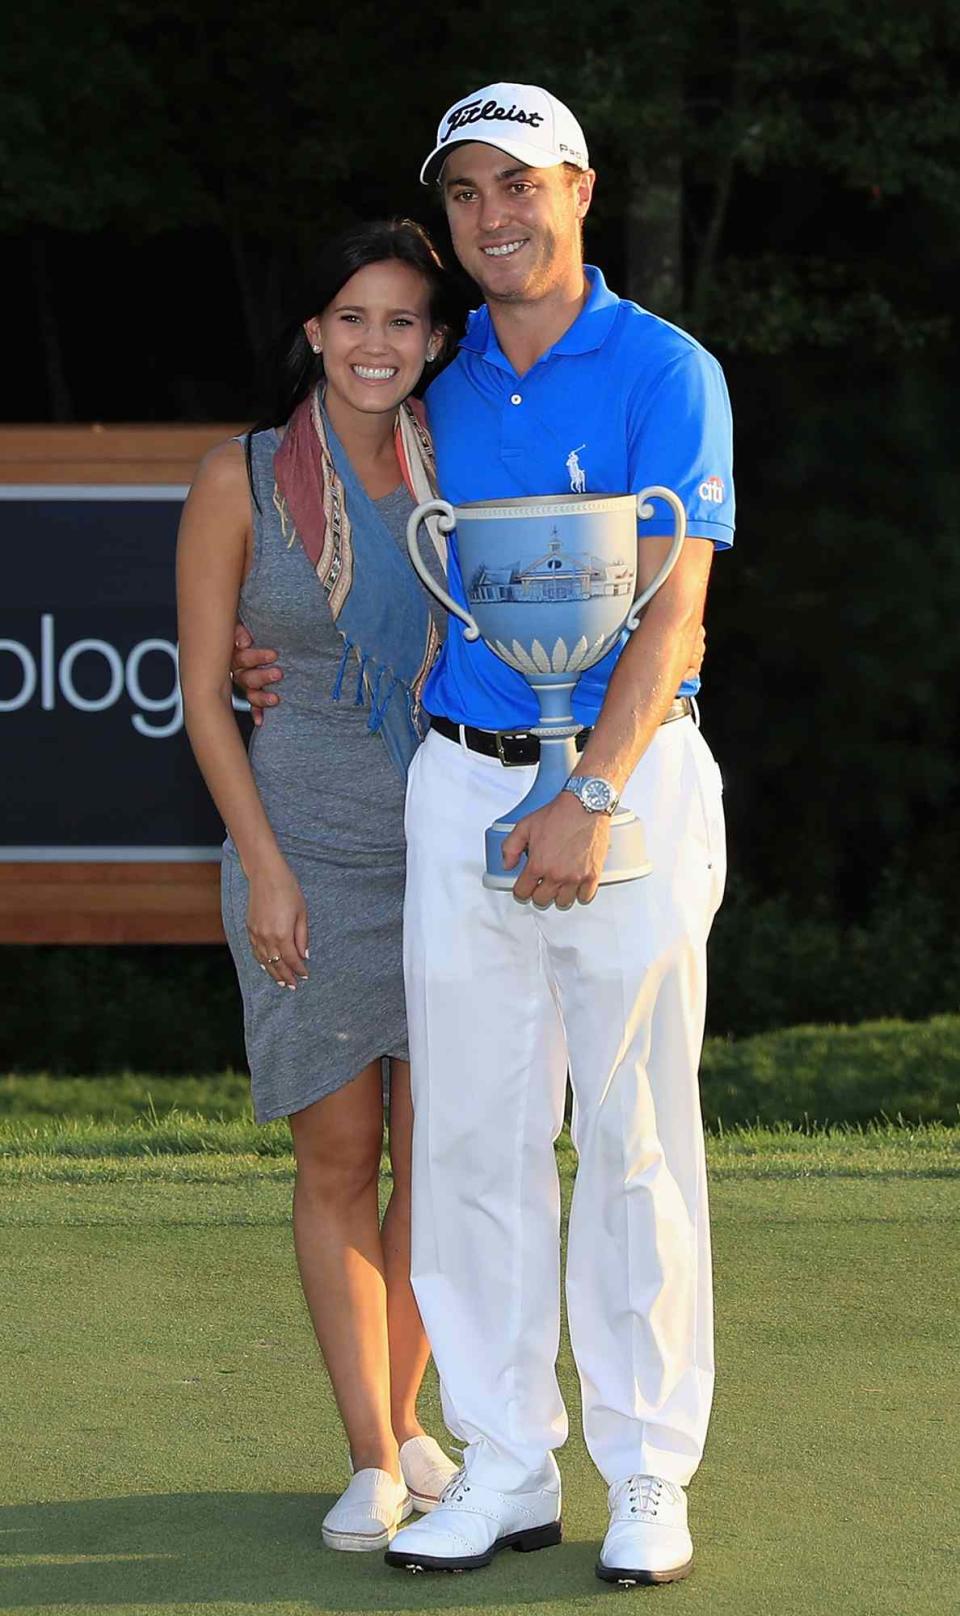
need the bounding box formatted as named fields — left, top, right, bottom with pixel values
left=0, top=1491, right=611, bottom=1610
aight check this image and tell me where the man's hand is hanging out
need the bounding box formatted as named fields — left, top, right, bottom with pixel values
left=231, top=622, right=283, bottom=728
left=502, top=793, right=611, bottom=908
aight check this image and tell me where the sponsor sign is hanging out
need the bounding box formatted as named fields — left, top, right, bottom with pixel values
left=0, top=486, right=243, bottom=860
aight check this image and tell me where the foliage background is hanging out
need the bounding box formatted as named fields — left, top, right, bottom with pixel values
left=2, top=0, right=958, bottom=1058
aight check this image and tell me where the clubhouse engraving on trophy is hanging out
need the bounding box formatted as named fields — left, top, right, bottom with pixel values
left=467, top=532, right=632, bottom=605
left=466, top=531, right=633, bottom=675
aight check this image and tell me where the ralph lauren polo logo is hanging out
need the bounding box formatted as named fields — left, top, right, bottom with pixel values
left=566, top=445, right=587, bottom=493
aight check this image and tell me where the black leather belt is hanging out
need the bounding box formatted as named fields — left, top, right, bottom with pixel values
left=428, top=697, right=693, bottom=767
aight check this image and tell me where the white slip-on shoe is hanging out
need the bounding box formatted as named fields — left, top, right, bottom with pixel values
left=399, top=1435, right=460, bottom=1513
left=384, top=1461, right=562, bottom=1572
left=596, top=1474, right=693, bottom=1585
left=321, top=1467, right=412, bottom=1552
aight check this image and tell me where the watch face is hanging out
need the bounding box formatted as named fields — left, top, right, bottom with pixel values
left=582, top=778, right=614, bottom=812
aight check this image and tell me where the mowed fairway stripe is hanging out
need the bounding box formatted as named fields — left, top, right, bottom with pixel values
left=1, top=1146, right=958, bottom=1616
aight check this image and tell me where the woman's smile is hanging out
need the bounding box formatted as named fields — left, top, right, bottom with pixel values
left=351, top=363, right=400, bottom=382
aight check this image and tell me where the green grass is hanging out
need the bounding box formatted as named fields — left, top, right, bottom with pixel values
left=5, top=1011, right=959, bottom=1129
left=1, top=1128, right=958, bottom=1615
left=0, top=1070, right=254, bottom=1124
left=1, top=1111, right=959, bottom=1185
left=699, top=1012, right=960, bottom=1127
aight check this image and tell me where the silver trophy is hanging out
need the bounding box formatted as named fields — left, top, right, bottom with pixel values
left=407, top=487, right=686, bottom=889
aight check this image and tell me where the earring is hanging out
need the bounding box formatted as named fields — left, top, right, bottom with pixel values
left=311, top=344, right=321, bottom=354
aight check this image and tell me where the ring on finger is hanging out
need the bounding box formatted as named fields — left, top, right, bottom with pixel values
left=267, top=954, right=282, bottom=964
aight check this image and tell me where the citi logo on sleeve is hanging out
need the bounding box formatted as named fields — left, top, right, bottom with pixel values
left=698, top=475, right=725, bottom=504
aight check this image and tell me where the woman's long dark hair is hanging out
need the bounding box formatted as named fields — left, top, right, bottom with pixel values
left=245, top=218, right=453, bottom=497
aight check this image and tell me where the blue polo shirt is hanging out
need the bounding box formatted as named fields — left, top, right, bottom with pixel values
left=423, top=265, right=734, bottom=729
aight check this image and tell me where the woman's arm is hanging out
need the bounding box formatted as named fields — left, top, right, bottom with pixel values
left=176, top=442, right=308, bottom=988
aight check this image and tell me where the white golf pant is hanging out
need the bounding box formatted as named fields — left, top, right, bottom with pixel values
left=403, top=717, right=726, bottom=1491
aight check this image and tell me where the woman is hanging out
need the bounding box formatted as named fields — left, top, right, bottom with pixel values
left=176, top=220, right=457, bottom=1552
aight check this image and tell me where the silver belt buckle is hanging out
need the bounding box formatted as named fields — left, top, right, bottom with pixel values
left=661, top=696, right=692, bottom=726
left=495, top=728, right=532, bottom=767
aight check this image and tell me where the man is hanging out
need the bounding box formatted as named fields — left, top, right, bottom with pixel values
left=237, top=83, right=733, bottom=1585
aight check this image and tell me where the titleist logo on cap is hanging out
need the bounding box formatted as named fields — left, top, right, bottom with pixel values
left=419, top=82, right=589, bottom=184
left=441, top=98, right=545, bottom=145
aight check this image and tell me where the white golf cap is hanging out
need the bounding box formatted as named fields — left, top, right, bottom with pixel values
left=420, top=82, right=589, bottom=186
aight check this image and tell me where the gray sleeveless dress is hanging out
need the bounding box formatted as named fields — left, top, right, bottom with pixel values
left=221, top=427, right=422, bottom=1122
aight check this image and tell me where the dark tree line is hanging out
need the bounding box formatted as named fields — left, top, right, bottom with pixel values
left=4, top=0, right=959, bottom=994
left=6, top=2, right=957, bottom=415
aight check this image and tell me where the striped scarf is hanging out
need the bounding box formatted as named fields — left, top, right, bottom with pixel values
left=272, top=387, right=447, bottom=778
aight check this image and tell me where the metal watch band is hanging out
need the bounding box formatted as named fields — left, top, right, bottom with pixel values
left=563, top=775, right=620, bottom=815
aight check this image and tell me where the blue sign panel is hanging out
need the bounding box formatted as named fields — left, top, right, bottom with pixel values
left=0, top=487, right=242, bottom=859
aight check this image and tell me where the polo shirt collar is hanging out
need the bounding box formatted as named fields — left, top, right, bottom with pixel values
left=459, top=265, right=620, bottom=369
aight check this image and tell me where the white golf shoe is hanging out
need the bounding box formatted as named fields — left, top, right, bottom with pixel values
left=596, top=1474, right=693, bottom=1585
left=384, top=1460, right=562, bottom=1571
left=399, top=1435, right=460, bottom=1513
left=321, top=1467, right=412, bottom=1552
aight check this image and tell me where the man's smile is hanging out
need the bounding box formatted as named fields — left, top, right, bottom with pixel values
left=481, top=239, right=528, bottom=258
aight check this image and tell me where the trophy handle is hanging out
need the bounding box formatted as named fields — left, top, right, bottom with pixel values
left=624, top=485, right=688, bottom=631
left=407, top=498, right=481, bottom=642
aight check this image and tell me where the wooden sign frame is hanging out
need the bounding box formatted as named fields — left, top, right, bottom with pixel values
left=1, top=424, right=242, bottom=943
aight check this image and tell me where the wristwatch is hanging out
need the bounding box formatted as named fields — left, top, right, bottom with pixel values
left=562, top=774, right=620, bottom=815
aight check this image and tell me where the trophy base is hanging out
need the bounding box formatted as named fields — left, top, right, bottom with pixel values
left=482, top=809, right=653, bottom=892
